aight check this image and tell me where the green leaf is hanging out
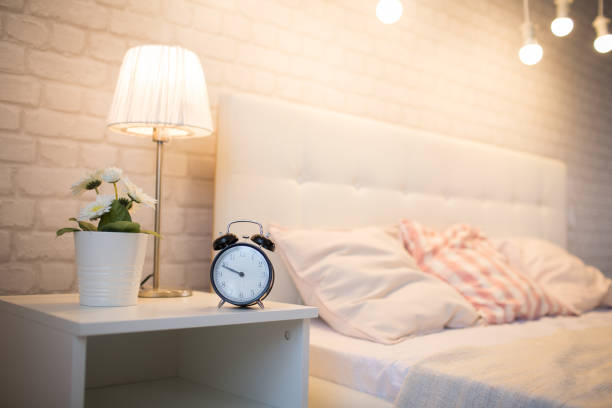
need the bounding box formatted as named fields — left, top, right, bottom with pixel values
left=141, top=229, right=162, bottom=238
left=99, top=221, right=141, bottom=233
left=98, top=200, right=132, bottom=230
left=56, top=227, right=80, bottom=236
left=69, top=217, right=96, bottom=231
left=78, top=221, right=97, bottom=231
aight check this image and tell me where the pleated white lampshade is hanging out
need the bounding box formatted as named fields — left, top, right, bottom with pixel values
left=107, top=45, right=213, bottom=139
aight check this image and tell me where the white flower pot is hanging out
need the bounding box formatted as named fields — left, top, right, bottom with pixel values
left=74, top=231, right=149, bottom=307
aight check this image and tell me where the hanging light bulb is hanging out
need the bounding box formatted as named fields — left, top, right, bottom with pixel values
left=519, top=41, right=544, bottom=65
left=593, top=0, right=612, bottom=53
left=376, top=0, right=403, bottom=25
left=593, top=29, right=612, bottom=53
left=551, top=0, right=574, bottom=37
left=551, top=18, right=573, bottom=36
left=519, top=0, right=543, bottom=65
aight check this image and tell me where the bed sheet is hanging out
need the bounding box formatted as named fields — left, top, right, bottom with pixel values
left=309, top=309, right=612, bottom=402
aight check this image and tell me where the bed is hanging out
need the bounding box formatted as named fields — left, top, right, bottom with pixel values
left=213, top=93, right=612, bottom=407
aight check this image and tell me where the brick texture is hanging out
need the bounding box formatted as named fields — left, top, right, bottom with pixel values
left=0, top=0, right=611, bottom=295
left=50, top=22, right=86, bottom=54
left=0, top=73, right=40, bottom=105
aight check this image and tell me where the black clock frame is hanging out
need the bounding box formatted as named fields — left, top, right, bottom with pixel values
left=210, top=242, right=275, bottom=307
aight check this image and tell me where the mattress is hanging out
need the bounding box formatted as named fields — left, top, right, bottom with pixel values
left=309, top=309, right=612, bottom=403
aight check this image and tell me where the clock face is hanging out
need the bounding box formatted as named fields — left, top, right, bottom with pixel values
left=211, top=243, right=273, bottom=306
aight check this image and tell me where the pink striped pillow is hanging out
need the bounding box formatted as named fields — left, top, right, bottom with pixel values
left=399, top=220, right=576, bottom=324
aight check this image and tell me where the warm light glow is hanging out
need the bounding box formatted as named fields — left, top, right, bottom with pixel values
left=551, top=17, right=574, bottom=37
left=107, top=45, right=213, bottom=139
left=594, top=33, right=612, bottom=53
left=127, top=126, right=155, bottom=136
left=519, top=43, right=543, bottom=65
left=125, top=126, right=189, bottom=137
left=376, top=0, right=403, bottom=24
left=592, top=11, right=611, bottom=54
left=518, top=16, right=542, bottom=66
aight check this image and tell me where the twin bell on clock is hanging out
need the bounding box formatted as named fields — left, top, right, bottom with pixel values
left=210, top=220, right=275, bottom=310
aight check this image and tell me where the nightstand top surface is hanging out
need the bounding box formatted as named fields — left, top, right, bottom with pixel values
left=0, top=291, right=318, bottom=336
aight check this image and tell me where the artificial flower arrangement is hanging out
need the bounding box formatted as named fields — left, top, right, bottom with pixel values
left=56, top=167, right=159, bottom=237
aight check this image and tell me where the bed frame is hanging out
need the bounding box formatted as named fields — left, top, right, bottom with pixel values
left=213, top=93, right=567, bottom=406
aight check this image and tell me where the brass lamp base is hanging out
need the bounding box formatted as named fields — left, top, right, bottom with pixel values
left=139, top=288, right=193, bottom=298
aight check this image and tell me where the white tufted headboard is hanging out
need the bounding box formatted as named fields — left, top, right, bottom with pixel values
left=213, top=93, right=567, bottom=303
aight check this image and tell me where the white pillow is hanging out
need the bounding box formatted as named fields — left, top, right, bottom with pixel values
left=492, top=237, right=612, bottom=313
left=270, top=224, right=479, bottom=344
left=602, top=287, right=612, bottom=307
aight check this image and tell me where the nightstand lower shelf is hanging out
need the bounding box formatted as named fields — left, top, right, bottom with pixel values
left=85, top=377, right=272, bottom=408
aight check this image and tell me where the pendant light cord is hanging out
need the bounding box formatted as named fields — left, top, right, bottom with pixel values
left=598, top=0, right=603, bottom=17
left=523, top=0, right=531, bottom=23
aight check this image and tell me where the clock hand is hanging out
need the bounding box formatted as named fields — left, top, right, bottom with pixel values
left=222, top=264, right=245, bottom=277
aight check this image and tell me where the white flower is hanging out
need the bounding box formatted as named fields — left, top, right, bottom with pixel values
left=121, top=177, right=157, bottom=209
left=77, top=194, right=114, bottom=221
left=101, top=167, right=123, bottom=183
left=70, top=170, right=102, bottom=196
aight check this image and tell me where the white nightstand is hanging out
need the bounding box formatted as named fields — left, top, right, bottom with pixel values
left=0, top=291, right=318, bottom=408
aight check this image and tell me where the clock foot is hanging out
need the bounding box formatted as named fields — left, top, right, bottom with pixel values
left=257, top=300, right=264, bottom=309
left=217, top=299, right=225, bottom=310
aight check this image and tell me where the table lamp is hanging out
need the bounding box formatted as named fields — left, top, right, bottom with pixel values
left=107, top=45, right=213, bottom=297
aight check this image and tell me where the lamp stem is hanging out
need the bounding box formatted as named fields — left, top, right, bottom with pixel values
left=139, top=128, right=191, bottom=298
left=153, top=128, right=164, bottom=290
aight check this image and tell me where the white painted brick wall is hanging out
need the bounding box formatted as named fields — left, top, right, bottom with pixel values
left=0, top=0, right=611, bottom=295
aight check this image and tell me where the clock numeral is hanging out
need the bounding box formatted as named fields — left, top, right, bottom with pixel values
left=258, top=260, right=263, bottom=267
left=239, top=292, right=244, bottom=299
left=230, top=254, right=235, bottom=261
left=239, top=251, right=246, bottom=257
left=221, top=281, right=226, bottom=287
left=251, top=289, right=255, bottom=296
left=257, top=281, right=262, bottom=288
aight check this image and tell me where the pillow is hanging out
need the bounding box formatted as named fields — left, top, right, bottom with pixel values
left=491, top=237, right=612, bottom=313
left=399, top=220, right=576, bottom=324
left=270, top=224, right=479, bottom=344
left=602, top=287, right=612, bottom=307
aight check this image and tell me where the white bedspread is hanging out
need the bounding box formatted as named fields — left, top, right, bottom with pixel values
left=309, top=310, right=612, bottom=403
left=395, top=325, right=612, bottom=408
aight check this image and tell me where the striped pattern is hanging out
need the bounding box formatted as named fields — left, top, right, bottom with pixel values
left=399, top=221, right=575, bottom=324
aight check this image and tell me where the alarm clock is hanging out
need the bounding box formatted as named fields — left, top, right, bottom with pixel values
left=210, top=220, right=275, bottom=309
